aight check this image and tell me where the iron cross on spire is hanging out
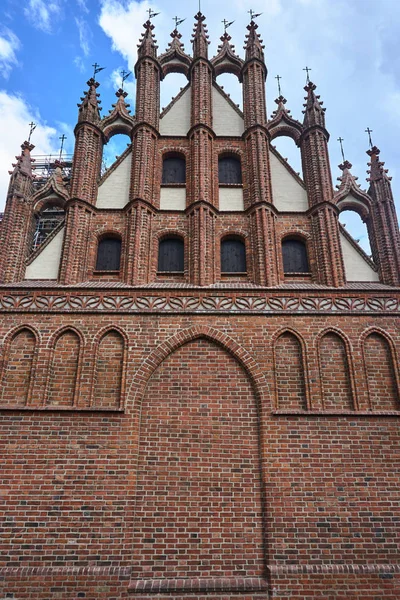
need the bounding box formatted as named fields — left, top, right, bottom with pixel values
left=92, top=62, right=106, bottom=80
left=275, top=74, right=282, bottom=96
left=303, top=66, right=312, bottom=83
left=120, top=69, right=131, bottom=90
left=248, top=9, right=263, bottom=20
left=222, top=19, right=235, bottom=33
left=28, top=121, right=36, bottom=143
left=58, top=134, right=67, bottom=161
left=337, top=137, right=346, bottom=162
left=173, top=16, right=186, bottom=28
left=365, top=127, right=374, bottom=149
left=147, top=8, right=160, bottom=20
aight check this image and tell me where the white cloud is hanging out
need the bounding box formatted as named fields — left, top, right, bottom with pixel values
left=24, top=0, right=64, bottom=34
left=0, top=91, right=60, bottom=210
left=0, top=27, right=20, bottom=78
left=75, top=17, right=91, bottom=57
left=74, top=55, right=85, bottom=72
left=99, top=0, right=161, bottom=70
left=76, top=0, right=89, bottom=14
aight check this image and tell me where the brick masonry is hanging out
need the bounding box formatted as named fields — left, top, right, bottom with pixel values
left=0, top=11, right=400, bottom=600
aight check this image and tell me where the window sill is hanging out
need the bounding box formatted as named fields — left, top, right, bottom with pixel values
left=221, top=272, right=247, bottom=276
left=93, top=270, right=121, bottom=276
left=284, top=272, right=312, bottom=277
left=157, top=271, right=185, bottom=276
left=218, top=184, right=243, bottom=188
left=161, top=183, right=186, bottom=187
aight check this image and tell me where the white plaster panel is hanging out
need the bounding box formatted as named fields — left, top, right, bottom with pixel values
left=340, top=232, right=379, bottom=282
left=160, top=88, right=191, bottom=136
left=219, top=187, right=244, bottom=211
left=269, top=151, right=309, bottom=212
left=212, top=87, right=244, bottom=136
left=25, top=228, right=64, bottom=280
left=160, top=187, right=186, bottom=210
left=97, top=152, right=131, bottom=208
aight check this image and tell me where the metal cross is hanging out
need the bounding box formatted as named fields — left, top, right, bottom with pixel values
left=222, top=19, right=235, bottom=33
left=28, top=121, right=36, bottom=143
left=303, top=66, right=312, bottom=83
left=275, top=75, right=282, bottom=96
left=59, top=134, right=67, bottom=161
left=147, top=8, right=160, bottom=20
left=337, top=137, right=345, bottom=162
left=120, top=69, right=131, bottom=90
left=173, top=16, right=186, bottom=28
left=92, top=63, right=106, bottom=80
left=248, top=9, right=262, bottom=20
left=365, top=127, right=373, bottom=149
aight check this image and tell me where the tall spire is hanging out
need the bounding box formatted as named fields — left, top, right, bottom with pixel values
left=244, top=20, right=265, bottom=63
left=192, top=12, right=210, bottom=58
left=302, top=81, right=326, bottom=129
left=77, top=78, right=102, bottom=124
left=137, top=20, right=158, bottom=60
left=366, top=146, right=392, bottom=186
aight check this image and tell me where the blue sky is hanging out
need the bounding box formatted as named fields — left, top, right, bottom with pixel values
left=1, top=0, right=400, bottom=252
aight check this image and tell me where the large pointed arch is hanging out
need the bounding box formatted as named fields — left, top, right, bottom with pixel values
left=127, top=325, right=269, bottom=415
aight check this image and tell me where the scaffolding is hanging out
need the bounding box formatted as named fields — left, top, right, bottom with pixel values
left=31, top=154, right=73, bottom=190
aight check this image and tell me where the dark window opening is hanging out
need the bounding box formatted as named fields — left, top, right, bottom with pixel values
left=158, top=238, right=184, bottom=272
left=221, top=238, right=246, bottom=273
left=162, top=157, right=186, bottom=184
left=32, top=205, right=64, bottom=251
left=96, top=238, right=122, bottom=271
left=218, top=156, right=242, bottom=185
left=282, top=239, right=309, bottom=273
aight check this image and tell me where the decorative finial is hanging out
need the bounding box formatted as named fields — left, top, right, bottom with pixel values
left=365, top=127, right=373, bottom=149
left=27, top=122, right=36, bottom=144
left=222, top=19, right=235, bottom=33
left=147, top=8, right=160, bottom=20
left=248, top=9, right=262, bottom=21
left=173, top=16, right=186, bottom=28
left=275, top=74, right=282, bottom=97
left=120, top=69, right=131, bottom=90
left=337, top=137, right=345, bottom=163
left=58, top=134, right=67, bottom=162
left=92, top=62, right=106, bottom=80
left=303, top=66, right=312, bottom=84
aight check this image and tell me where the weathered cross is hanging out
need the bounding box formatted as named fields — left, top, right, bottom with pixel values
left=303, top=66, right=312, bottom=83
left=275, top=75, right=282, bottom=96
left=248, top=9, right=262, bottom=21
left=222, top=19, right=235, bottom=33
left=28, top=122, right=36, bottom=143
left=147, top=8, right=160, bottom=20
left=173, top=16, right=186, bottom=28
left=120, top=69, right=131, bottom=90
left=365, top=127, right=373, bottom=148
left=92, top=63, right=106, bottom=80
left=337, top=137, right=345, bottom=162
left=59, top=134, right=67, bottom=161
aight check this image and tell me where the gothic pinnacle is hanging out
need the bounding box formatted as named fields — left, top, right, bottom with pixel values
left=302, top=81, right=326, bottom=129
left=77, top=78, right=102, bottom=124
left=137, top=19, right=158, bottom=59
left=244, top=19, right=265, bottom=63
left=191, top=11, right=210, bottom=58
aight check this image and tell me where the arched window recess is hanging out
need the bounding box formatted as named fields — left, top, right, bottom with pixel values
left=158, top=236, right=185, bottom=274
left=221, top=236, right=247, bottom=274
left=282, top=237, right=310, bottom=275
left=161, top=153, right=186, bottom=186
left=32, top=200, right=65, bottom=251
left=218, top=154, right=242, bottom=186
left=95, top=235, right=122, bottom=272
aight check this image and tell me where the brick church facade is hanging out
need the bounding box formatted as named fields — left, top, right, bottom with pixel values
left=0, top=13, right=399, bottom=599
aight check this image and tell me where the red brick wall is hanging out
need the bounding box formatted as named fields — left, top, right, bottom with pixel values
left=47, top=330, right=80, bottom=407
left=274, top=332, right=306, bottom=411
left=132, top=338, right=265, bottom=580
left=1, top=328, right=36, bottom=406
left=93, top=329, right=124, bottom=409
left=364, top=332, right=399, bottom=410
left=319, top=332, right=354, bottom=410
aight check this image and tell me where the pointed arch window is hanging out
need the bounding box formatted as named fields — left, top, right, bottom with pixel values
left=158, top=237, right=184, bottom=272
left=96, top=237, right=122, bottom=271
left=282, top=238, right=309, bottom=273
left=221, top=237, right=247, bottom=273
left=32, top=202, right=65, bottom=250
left=218, top=155, right=242, bottom=185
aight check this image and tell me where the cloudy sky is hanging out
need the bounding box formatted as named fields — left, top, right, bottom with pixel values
left=1, top=0, right=400, bottom=251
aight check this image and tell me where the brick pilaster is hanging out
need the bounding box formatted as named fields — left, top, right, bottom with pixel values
left=124, top=200, right=155, bottom=285
left=301, top=82, right=345, bottom=286
left=366, top=147, right=400, bottom=286
left=59, top=199, right=95, bottom=284
left=0, top=142, right=35, bottom=283
left=187, top=202, right=216, bottom=285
